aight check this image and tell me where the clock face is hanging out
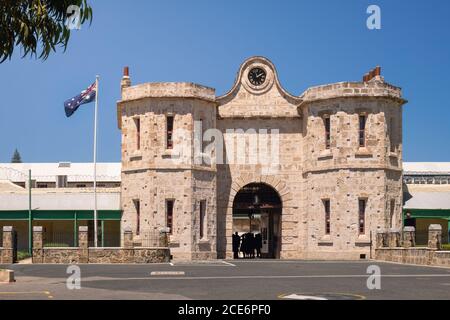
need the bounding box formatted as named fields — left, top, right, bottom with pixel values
left=248, top=67, right=267, bottom=86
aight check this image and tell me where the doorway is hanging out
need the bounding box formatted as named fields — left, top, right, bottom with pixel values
left=232, top=183, right=282, bottom=259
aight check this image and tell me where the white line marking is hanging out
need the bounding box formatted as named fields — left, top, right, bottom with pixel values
left=150, top=271, right=185, bottom=276
left=221, top=261, right=236, bottom=267
left=83, top=273, right=450, bottom=282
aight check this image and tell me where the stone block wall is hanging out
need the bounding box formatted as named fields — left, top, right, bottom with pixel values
left=375, top=226, right=450, bottom=267
left=32, top=226, right=170, bottom=264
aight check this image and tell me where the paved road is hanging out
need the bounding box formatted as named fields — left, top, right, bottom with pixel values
left=1, top=260, right=450, bottom=300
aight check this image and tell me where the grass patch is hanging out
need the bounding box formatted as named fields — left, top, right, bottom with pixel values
left=442, top=244, right=450, bottom=250
left=17, top=251, right=31, bottom=261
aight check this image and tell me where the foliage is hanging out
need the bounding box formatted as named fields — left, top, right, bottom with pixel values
left=17, top=250, right=31, bottom=260
left=44, top=243, right=70, bottom=248
left=11, top=148, right=22, bottom=163
left=0, top=0, right=93, bottom=62
left=442, top=244, right=450, bottom=251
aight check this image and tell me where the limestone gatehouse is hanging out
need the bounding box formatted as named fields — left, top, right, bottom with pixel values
left=117, top=56, right=406, bottom=261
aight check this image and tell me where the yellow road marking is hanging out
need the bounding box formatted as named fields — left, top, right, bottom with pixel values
left=0, top=291, right=52, bottom=299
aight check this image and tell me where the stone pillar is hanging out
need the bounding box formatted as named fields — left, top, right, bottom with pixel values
left=124, top=227, right=133, bottom=248
left=32, top=226, right=43, bottom=264
left=388, top=228, right=401, bottom=248
left=428, top=224, right=442, bottom=250
left=78, top=226, right=89, bottom=263
left=376, top=231, right=386, bottom=249
left=402, top=226, right=416, bottom=248
left=1, top=226, right=14, bottom=264
left=159, top=231, right=169, bottom=247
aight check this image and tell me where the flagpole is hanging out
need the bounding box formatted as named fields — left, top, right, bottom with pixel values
left=93, top=75, right=99, bottom=247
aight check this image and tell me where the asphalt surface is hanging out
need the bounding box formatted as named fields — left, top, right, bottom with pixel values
left=1, top=260, right=450, bottom=300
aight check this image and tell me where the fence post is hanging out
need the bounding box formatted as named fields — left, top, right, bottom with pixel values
left=428, top=224, right=442, bottom=250
left=124, top=227, right=133, bottom=248
left=388, top=228, right=401, bottom=248
left=78, top=226, right=89, bottom=263
left=1, top=226, right=14, bottom=264
left=402, top=226, right=416, bottom=248
left=32, top=226, right=43, bottom=264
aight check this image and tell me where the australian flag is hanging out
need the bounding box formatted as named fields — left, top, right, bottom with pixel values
left=64, top=82, right=97, bottom=117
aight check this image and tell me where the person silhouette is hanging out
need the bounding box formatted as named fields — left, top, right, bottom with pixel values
left=232, top=232, right=240, bottom=259
left=255, top=233, right=262, bottom=258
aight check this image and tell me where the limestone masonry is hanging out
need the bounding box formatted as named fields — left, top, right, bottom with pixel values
left=117, top=57, right=406, bottom=260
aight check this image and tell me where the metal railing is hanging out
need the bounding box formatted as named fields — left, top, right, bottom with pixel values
left=43, top=231, right=75, bottom=248
left=138, top=231, right=167, bottom=247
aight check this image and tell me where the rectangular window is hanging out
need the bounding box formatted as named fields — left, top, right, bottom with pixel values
left=390, top=117, right=395, bottom=152
left=323, top=199, right=331, bottom=235
left=166, top=199, right=174, bottom=234
left=359, top=114, right=367, bottom=147
left=390, top=199, right=395, bottom=228
left=199, top=200, right=206, bottom=239
left=358, top=199, right=367, bottom=235
left=134, top=117, right=141, bottom=150
left=324, top=116, right=331, bottom=149
left=76, top=184, right=86, bottom=188
left=133, top=199, right=140, bottom=236
left=166, top=115, right=174, bottom=149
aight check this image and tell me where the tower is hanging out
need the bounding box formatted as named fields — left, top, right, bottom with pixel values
left=117, top=68, right=217, bottom=260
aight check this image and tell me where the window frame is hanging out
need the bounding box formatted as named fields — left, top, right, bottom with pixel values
left=323, top=115, right=331, bottom=150
left=358, top=198, right=367, bottom=235
left=359, top=114, right=367, bottom=148
left=323, top=199, right=331, bottom=235
left=133, top=199, right=140, bottom=236
left=166, top=199, right=175, bottom=234
left=199, top=200, right=207, bottom=240
left=166, top=115, right=174, bottom=150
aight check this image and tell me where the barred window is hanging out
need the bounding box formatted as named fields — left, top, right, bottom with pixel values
left=166, top=115, right=174, bottom=149
left=166, top=199, right=174, bottom=234
left=323, top=199, right=331, bottom=235
left=358, top=199, right=367, bottom=235
left=359, top=115, right=367, bottom=147
left=324, top=116, right=331, bottom=149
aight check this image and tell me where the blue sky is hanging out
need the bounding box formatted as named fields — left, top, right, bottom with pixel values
left=1, top=0, right=449, bottom=163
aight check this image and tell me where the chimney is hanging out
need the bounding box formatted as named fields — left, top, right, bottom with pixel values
left=374, top=66, right=381, bottom=76
left=120, top=66, right=131, bottom=94
left=363, top=66, right=383, bottom=82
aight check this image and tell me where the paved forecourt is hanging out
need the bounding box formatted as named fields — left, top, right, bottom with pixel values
left=1, top=260, right=450, bottom=300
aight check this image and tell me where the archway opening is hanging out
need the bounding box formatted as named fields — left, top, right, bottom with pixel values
left=232, top=183, right=282, bottom=259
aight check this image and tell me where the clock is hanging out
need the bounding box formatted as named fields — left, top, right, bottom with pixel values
left=248, top=67, right=266, bottom=86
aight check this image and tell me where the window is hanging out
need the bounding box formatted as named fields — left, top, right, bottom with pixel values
left=133, top=199, right=140, bottom=235
left=199, top=200, right=207, bottom=239
left=324, top=116, right=331, bottom=149
left=358, top=199, right=367, bottom=235
left=37, top=183, right=48, bottom=188
left=134, top=117, right=141, bottom=150
left=390, top=117, right=395, bottom=152
left=76, top=184, right=87, bottom=188
left=323, top=199, right=331, bottom=235
left=359, top=114, right=367, bottom=147
left=57, top=175, right=67, bottom=188
left=389, top=199, right=395, bottom=228
left=166, top=199, right=174, bottom=234
left=166, top=115, right=174, bottom=149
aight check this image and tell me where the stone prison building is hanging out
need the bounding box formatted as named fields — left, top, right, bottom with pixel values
left=117, top=56, right=406, bottom=261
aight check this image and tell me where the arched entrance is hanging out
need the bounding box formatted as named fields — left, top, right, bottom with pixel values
left=232, top=183, right=282, bottom=259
